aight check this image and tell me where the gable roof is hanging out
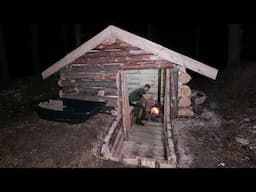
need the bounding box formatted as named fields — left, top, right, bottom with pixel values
left=42, top=25, right=218, bottom=80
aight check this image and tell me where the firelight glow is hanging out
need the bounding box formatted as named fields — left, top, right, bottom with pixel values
left=151, top=107, right=160, bottom=116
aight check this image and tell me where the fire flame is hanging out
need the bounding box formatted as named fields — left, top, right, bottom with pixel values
left=151, top=107, right=160, bottom=116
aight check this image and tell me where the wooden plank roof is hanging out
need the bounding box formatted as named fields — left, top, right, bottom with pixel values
left=42, top=25, right=218, bottom=80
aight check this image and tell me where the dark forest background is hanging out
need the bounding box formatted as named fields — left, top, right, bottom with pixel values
left=0, top=24, right=255, bottom=80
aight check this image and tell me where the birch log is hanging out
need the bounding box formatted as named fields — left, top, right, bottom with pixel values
left=178, top=72, right=192, bottom=85
left=178, top=85, right=192, bottom=98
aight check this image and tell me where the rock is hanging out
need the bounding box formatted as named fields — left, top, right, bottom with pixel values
left=249, top=146, right=256, bottom=150
left=209, top=101, right=219, bottom=110
left=111, top=110, right=118, bottom=117
left=228, top=120, right=236, bottom=124
left=218, top=162, right=225, bottom=167
left=250, top=126, right=256, bottom=133
left=244, top=118, right=251, bottom=122
left=235, top=137, right=250, bottom=146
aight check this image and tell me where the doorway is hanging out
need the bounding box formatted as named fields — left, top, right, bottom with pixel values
left=113, top=68, right=177, bottom=167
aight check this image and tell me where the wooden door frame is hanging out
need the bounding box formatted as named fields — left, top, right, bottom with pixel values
left=119, top=66, right=178, bottom=141
left=120, top=70, right=130, bottom=141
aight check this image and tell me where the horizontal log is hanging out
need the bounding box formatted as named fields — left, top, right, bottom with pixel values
left=178, top=85, right=192, bottom=98
left=65, top=60, right=175, bottom=72
left=60, top=73, right=117, bottom=80
left=72, top=54, right=162, bottom=65
left=63, top=64, right=120, bottom=73
left=178, top=66, right=187, bottom=73
left=103, top=116, right=122, bottom=145
left=62, top=87, right=117, bottom=96
left=111, top=130, right=124, bottom=153
left=121, top=61, right=175, bottom=70
left=108, top=117, right=123, bottom=152
left=38, top=101, right=64, bottom=111
left=178, top=107, right=194, bottom=117
left=59, top=93, right=118, bottom=107
left=79, top=49, right=153, bottom=59
left=178, top=72, right=192, bottom=85
left=178, top=97, right=192, bottom=108
left=95, top=40, right=132, bottom=50
left=49, top=99, right=63, bottom=106
left=61, top=85, right=118, bottom=91
left=58, top=79, right=117, bottom=89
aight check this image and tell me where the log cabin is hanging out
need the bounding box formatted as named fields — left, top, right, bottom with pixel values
left=42, top=25, right=218, bottom=168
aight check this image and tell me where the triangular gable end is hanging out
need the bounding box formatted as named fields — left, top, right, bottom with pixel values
left=42, top=25, right=218, bottom=80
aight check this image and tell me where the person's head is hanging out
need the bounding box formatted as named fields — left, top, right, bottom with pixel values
left=144, top=84, right=151, bottom=93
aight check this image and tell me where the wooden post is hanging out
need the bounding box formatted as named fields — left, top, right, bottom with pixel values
left=117, top=71, right=122, bottom=115
left=120, top=70, right=130, bottom=141
left=166, top=69, right=171, bottom=123
left=103, top=116, right=122, bottom=145
left=170, top=69, right=178, bottom=119
left=164, top=69, right=172, bottom=133
left=124, top=71, right=131, bottom=131
left=158, top=69, right=162, bottom=104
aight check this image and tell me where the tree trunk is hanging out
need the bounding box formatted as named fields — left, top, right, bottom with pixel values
left=75, top=24, right=82, bottom=47
left=147, top=24, right=154, bottom=40
left=61, top=24, right=68, bottom=53
left=0, top=24, right=9, bottom=80
left=227, top=24, right=242, bottom=66
left=31, top=24, right=40, bottom=74
left=195, top=24, right=201, bottom=57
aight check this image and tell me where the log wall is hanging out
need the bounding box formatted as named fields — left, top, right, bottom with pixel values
left=177, top=66, right=194, bottom=117
left=58, top=39, right=175, bottom=110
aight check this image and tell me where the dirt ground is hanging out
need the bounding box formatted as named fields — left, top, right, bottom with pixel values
left=173, top=62, right=256, bottom=168
left=0, top=75, right=130, bottom=168
left=1, top=63, right=256, bottom=168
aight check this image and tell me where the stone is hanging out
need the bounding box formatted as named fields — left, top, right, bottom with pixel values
left=235, top=137, right=250, bottom=146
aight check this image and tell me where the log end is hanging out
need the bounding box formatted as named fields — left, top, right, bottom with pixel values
left=178, top=108, right=195, bottom=117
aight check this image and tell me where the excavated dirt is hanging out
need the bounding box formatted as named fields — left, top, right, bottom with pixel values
left=0, top=76, right=131, bottom=168
left=173, top=62, right=256, bottom=168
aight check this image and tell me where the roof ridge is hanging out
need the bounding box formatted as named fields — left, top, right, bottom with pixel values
left=42, top=25, right=218, bottom=80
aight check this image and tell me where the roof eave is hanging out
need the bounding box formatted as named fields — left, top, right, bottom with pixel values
left=42, top=25, right=218, bottom=80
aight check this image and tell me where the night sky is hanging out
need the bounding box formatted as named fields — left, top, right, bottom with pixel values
left=1, top=24, right=256, bottom=79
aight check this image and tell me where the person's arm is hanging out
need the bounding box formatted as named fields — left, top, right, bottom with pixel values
left=142, top=94, right=154, bottom=105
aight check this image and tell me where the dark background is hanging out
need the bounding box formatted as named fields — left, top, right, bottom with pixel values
left=0, top=24, right=255, bottom=79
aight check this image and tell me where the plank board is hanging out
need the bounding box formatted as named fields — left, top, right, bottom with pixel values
left=129, top=131, right=164, bottom=141
left=132, top=127, right=164, bottom=135
left=119, top=141, right=165, bottom=160
left=118, top=121, right=166, bottom=160
left=132, top=125, right=163, bottom=134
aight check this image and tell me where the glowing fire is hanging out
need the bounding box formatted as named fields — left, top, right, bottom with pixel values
left=151, top=107, right=160, bottom=116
